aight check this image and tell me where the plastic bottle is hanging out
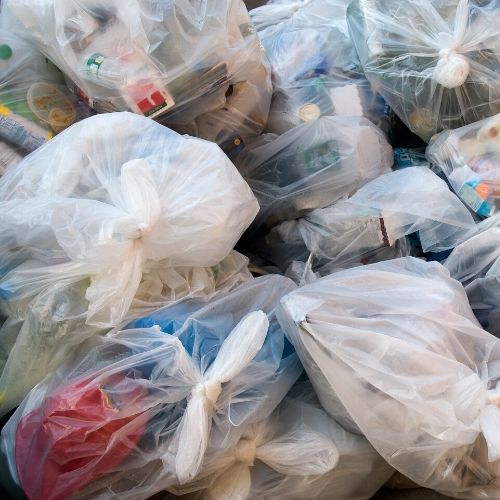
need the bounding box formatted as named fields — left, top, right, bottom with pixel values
left=84, top=53, right=175, bottom=118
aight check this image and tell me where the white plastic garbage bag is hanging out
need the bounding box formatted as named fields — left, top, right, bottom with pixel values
left=445, top=214, right=500, bottom=337
left=277, top=257, right=500, bottom=498
left=427, top=114, right=500, bottom=218
left=0, top=249, right=253, bottom=418
left=259, top=167, right=475, bottom=273
left=0, top=0, right=272, bottom=150
left=236, top=115, right=392, bottom=232
left=172, top=380, right=394, bottom=500
left=251, top=0, right=390, bottom=135
left=347, top=0, right=500, bottom=141
left=1, top=275, right=302, bottom=500
left=0, top=29, right=91, bottom=174
left=0, top=112, right=258, bottom=415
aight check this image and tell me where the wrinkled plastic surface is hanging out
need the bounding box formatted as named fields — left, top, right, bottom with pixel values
left=0, top=112, right=258, bottom=415
left=445, top=214, right=500, bottom=337
left=1, top=275, right=302, bottom=500
left=251, top=0, right=390, bottom=135
left=0, top=29, right=91, bottom=174
left=176, top=380, right=393, bottom=500
left=427, top=114, right=500, bottom=217
left=277, top=257, right=500, bottom=498
left=236, top=115, right=392, bottom=232
left=0, top=250, right=252, bottom=416
left=347, top=0, right=500, bottom=141
left=260, top=167, right=475, bottom=273
left=0, top=0, right=272, bottom=149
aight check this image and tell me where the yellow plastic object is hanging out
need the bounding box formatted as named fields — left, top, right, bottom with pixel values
left=27, top=82, right=76, bottom=132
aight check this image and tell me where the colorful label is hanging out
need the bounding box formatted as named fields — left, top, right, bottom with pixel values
left=458, top=181, right=493, bottom=217
left=85, top=53, right=105, bottom=77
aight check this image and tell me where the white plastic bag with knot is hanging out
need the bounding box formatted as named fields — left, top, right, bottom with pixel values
left=1, top=275, right=303, bottom=500
left=0, top=111, right=258, bottom=415
left=347, top=0, right=500, bottom=141
left=173, top=380, right=393, bottom=500
left=277, top=257, right=500, bottom=498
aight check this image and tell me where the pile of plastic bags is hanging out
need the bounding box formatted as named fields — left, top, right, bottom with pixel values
left=0, top=0, right=499, bottom=499
left=1, top=0, right=272, bottom=152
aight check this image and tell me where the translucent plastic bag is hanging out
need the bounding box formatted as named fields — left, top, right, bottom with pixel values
left=0, top=112, right=258, bottom=414
left=0, top=250, right=253, bottom=417
left=251, top=0, right=390, bottom=135
left=173, top=380, right=393, bottom=500
left=427, top=114, right=500, bottom=218
left=236, top=115, right=392, bottom=232
left=347, top=0, right=500, bottom=141
left=1, top=275, right=302, bottom=500
left=259, top=167, right=475, bottom=273
left=0, top=0, right=272, bottom=150
left=277, top=257, right=500, bottom=498
left=445, top=214, right=500, bottom=337
left=0, top=29, right=91, bottom=174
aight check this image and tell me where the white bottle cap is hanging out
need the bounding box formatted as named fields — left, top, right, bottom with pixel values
left=299, top=103, right=321, bottom=122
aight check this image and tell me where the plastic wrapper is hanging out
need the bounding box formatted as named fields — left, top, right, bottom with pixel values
left=251, top=0, right=390, bottom=135
left=277, top=257, right=500, bottom=498
left=1, top=275, right=302, bottom=500
left=236, top=115, right=393, bottom=232
left=0, top=0, right=272, bottom=150
left=172, top=380, right=393, bottom=500
left=0, top=29, right=91, bottom=175
left=259, top=167, right=475, bottom=273
left=445, top=214, right=500, bottom=337
left=427, top=114, right=500, bottom=218
left=346, top=0, right=500, bottom=142
left=0, top=112, right=259, bottom=415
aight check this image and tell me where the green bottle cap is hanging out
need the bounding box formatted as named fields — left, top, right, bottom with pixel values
left=0, top=45, right=13, bottom=60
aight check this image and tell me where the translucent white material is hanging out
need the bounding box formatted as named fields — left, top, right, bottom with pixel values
left=445, top=214, right=500, bottom=337
left=260, top=167, right=475, bottom=273
left=251, top=0, right=390, bottom=135
left=175, top=381, right=393, bottom=500
left=0, top=250, right=253, bottom=417
left=0, top=29, right=91, bottom=174
left=1, top=275, right=302, bottom=500
left=427, top=114, right=500, bottom=218
left=277, top=257, right=500, bottom=498
left=347, top=0, right=500, bottom=141
left=236, top=115, right=393, bottom=232
left=0, top=0, right=272, bottom=149
left=0, top=112, right=258, bottom=415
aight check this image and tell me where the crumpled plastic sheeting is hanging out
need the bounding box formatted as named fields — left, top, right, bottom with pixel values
left=347, top=0, right=500, bottom=141
left=277, top=257, right=500, bottom=498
